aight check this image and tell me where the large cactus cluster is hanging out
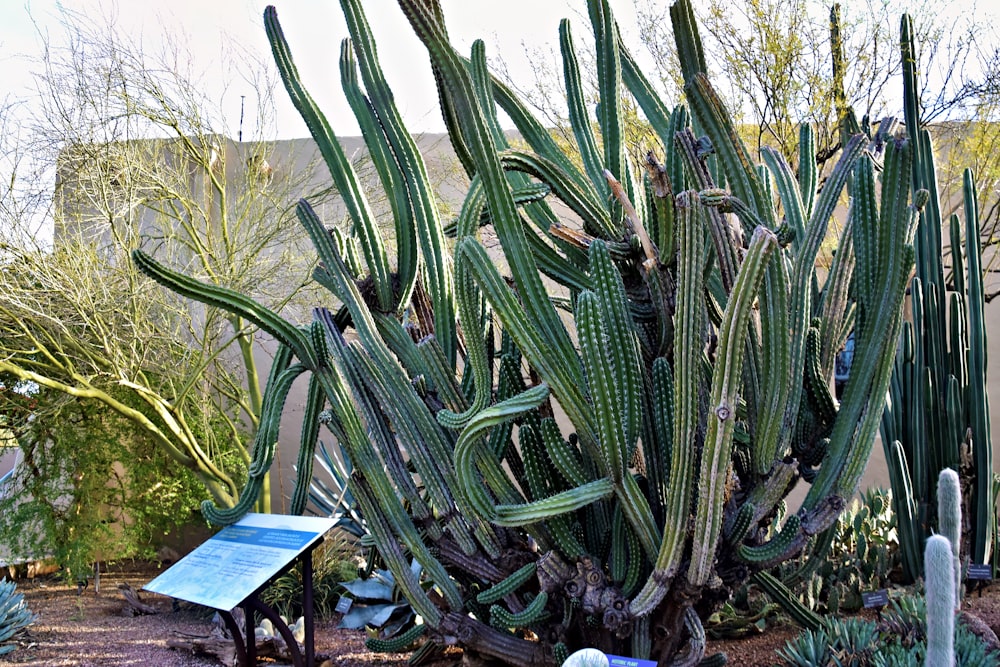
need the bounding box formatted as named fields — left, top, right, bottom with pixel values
left=133, top=0, right=922, bottom=663
left=880, top=15, right=993, bottom=582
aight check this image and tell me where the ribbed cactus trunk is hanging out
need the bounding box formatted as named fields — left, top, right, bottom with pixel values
left=131, top=0, right=925, bottom=663
left=880, top=14, right=993, bottom=583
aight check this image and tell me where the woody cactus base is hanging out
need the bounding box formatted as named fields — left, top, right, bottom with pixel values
left=134, top=0, right=924, bottom=663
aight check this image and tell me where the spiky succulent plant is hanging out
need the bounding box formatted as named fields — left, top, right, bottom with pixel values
left=131, top=0, right=935, bottom=663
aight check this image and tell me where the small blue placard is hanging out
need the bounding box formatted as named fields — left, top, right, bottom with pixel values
left=967, top=564, right=993, bottom=581
left=607, top=655, right=657, bottom=667
left=143, top=513, right=336, bottom=611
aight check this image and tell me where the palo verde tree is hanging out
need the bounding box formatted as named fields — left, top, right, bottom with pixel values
left=136, top=0, right=921, bottom=663
left=0, top=9, right=331, bottom=513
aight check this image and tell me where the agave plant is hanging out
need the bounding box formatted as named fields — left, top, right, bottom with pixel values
left=0, top=579, right=35, bottom=656
left=132, top=0, right=924, bottom=663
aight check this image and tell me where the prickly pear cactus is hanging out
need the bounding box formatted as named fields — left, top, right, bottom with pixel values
left=133, top=0, right=922, bottom=663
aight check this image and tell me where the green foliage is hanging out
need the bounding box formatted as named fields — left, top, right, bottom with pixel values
left=779, top=594, right=997, bottom=667
left=259, top=536, right=358, bottom=620
left=780, top=488, right=900, bottom=615
left=0, top=384, right=207, bottom=580
left=0, top=579, right=35, bottom=656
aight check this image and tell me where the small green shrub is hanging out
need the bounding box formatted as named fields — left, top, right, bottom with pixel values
left=781, top=488, right=900, bottom=615
left=259, top=534, right=358, bottom=619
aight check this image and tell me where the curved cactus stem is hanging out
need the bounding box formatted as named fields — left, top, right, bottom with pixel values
left=560, top=19, right=608, bottom=199
left=494, top=478, right=615, bottom=526
left=489, top=591, right=550, bottom=629
left=264, top=7, right=393, bottom=313
left=630, top=192, right=706, bottom=616
left=290, top=371, right=326, bottom=515
left=338, top=38, right=418, bottom=308
left=689, top=225, right=778, bottom=586
left=476, top=562, right=538, bottom=605
left=338, top=0, right=457, bottom=361
left=132, top=249, right=313, bottom=366
left=453, top=384, right=550, bottom=520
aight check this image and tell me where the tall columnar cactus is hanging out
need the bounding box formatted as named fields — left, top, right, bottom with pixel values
left=132, top=0, right=921, bottom=663
left=938, top=467, right=963, bottom=608
left=880, top=14, right=993, bottom=582
left=925, top=534, right=957, bottom=667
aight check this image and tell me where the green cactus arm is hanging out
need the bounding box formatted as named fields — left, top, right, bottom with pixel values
left=689, top=225, right=779, bottom=586
left=806, top=139, right=917, bottom=506
left=204, top=359, right=307, bottom=524
left=761, top=147, right=806, bottom=243
left=401, top=2, right=591, bottom=413
left=737, top=514, right=803, bottom=567
left=778, top=134, right=866, bottom=452
left=499, top=150, right=614, bottom=239
left=541, top=417, right=589, bottom=488
left=455, top=237, right=598, bottom=455
left=560, top=19, right=608, bottom=198
left=798, top=124, right=817, bottom=222
left=340, top=342, right=472, bottom=539
left=131, top=249, right=314, bottom=366
left=630, top=193, right=707, bottom=616
left=338, top=39, right=418, bottom=308
left=452, top=384, right=550, bottom=520
left=683, top=74, right=774, bottom=229
left=338, top=0, right=457, bottom=360
left=577, top=282, right=660, bottom=557
left=964, top=168, right=992, bottom=565
left=290, top=372, right=327, bottom=515
left=365, top=623, right=427, bottom=653
left=493, top=478, right=615, bottom=526
left=351, top=475, right=444, bottom=626
left=588, top=0, right=625, bottom=188
left=753, top=245, right=792, bottom=475
left=520, top=422, right=556, bottom=502
left=436, top=182, right=492, bottom=431
left=264, top=7, right=393, bottom=313
left=670, top=0, right=707, bottom=84
left=817, top=215, right=855, bottom=378
left=618, top=36, right=675, bottom=155
left=476, top=562, right=539, bottom=604
left=752, top=571, right=823, bottom=630
left=314, top=317, right=463, bottom=603
left=673, top=129, right=739, bottom=293
left=490, top=592, right=549, bottom=629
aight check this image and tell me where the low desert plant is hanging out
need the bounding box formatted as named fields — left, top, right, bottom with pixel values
left=0, top=579, right=35, bottom=656
left=259, top=535, right=358, bottom=620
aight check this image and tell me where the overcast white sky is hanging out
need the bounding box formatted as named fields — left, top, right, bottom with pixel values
left=0, top=0, right=640, bottom=140
left=0, top=0, right=996, bottom=140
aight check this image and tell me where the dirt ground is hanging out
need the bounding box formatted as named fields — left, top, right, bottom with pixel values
left=2, top=560, right=1000, bottom=667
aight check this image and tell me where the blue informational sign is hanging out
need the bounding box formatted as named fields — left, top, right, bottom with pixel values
left=606, top=654, right=657, bottom=667
left=143, top=513, right=336, bottom=611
